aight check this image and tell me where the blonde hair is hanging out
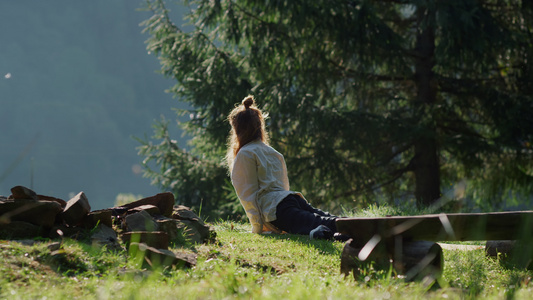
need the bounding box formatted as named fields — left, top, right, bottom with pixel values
left=226, top=95, right=269, bottom=170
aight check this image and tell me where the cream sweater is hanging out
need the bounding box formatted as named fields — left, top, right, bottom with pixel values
left=231, top=140, right=301, bottom=233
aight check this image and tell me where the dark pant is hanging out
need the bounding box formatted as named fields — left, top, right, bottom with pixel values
left=270, top=194, right=337, bottom=235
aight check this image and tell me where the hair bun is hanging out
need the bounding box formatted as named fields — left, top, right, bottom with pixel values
left=242, top=96, right=254, bottom=109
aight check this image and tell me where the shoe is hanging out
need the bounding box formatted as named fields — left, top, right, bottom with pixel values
left=309, top=225, right=334, bottom=240
left=333, top=232, right=351, bottom=242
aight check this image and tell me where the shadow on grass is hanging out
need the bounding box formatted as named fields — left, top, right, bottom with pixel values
left=260, top=232, right=342, bottom=255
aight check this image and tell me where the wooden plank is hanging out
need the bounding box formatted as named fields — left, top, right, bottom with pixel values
left=336, top=211, right=533, bottom=242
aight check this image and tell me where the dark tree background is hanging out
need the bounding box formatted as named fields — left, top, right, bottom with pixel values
left=139, top=0, right=533, bottom=218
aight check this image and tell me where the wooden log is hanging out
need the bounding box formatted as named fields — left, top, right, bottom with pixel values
left=398, top=240, right=443, bottom=282
left=486, top=240, right=533, bottom=269
left=340, top=238, right=390, bottom=279
left=336, top=211, right=533, bottom=242
left=486, top=240, right=515, bottom=258
left=340, top=237, right=443, bottom=282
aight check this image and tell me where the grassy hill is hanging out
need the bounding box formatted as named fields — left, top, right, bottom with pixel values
left=1, top=218, right=533, bottom=299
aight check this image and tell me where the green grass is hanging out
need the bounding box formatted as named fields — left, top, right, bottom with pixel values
left=1, top=217, right=532, bottom=299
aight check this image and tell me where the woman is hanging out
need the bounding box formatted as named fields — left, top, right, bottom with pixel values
left=226, top=95, right=345, bottom=240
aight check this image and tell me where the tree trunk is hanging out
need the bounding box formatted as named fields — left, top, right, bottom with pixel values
left=413, top=5, right=440, bottom=207
left=414, top=139, right=440, bottom=206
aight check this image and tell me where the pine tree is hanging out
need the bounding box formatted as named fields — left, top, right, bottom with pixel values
left=138, top=0, right=533, bottom=215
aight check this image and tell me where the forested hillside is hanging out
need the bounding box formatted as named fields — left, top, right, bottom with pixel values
left=0, top=1, right=187, bottom=208
left=138, top=0, right=533, bottom=217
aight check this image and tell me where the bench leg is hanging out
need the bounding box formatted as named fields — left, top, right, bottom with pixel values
left=340, top=238, right=443, bottom=282
left=398, top=240, right=443, bottom=282
left=486, top=240, right=533, bottom=269
left=340, top=238, right=390, bottom=279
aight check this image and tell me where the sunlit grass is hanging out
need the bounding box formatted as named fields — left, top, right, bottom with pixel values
left=1, top=215, right=532, bottom=299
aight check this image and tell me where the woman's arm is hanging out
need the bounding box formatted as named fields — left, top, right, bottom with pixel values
left=231, top=150, right=263, bottom=233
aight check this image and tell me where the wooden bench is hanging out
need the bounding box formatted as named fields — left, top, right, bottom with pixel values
left=336, top=211, right=533, bottom=281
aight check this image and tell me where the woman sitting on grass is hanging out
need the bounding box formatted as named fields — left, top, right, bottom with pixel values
left=226, top=95, right=346, bottom=240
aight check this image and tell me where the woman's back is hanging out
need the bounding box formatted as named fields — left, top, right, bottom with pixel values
left=235, top=141, right=290, bottom=195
